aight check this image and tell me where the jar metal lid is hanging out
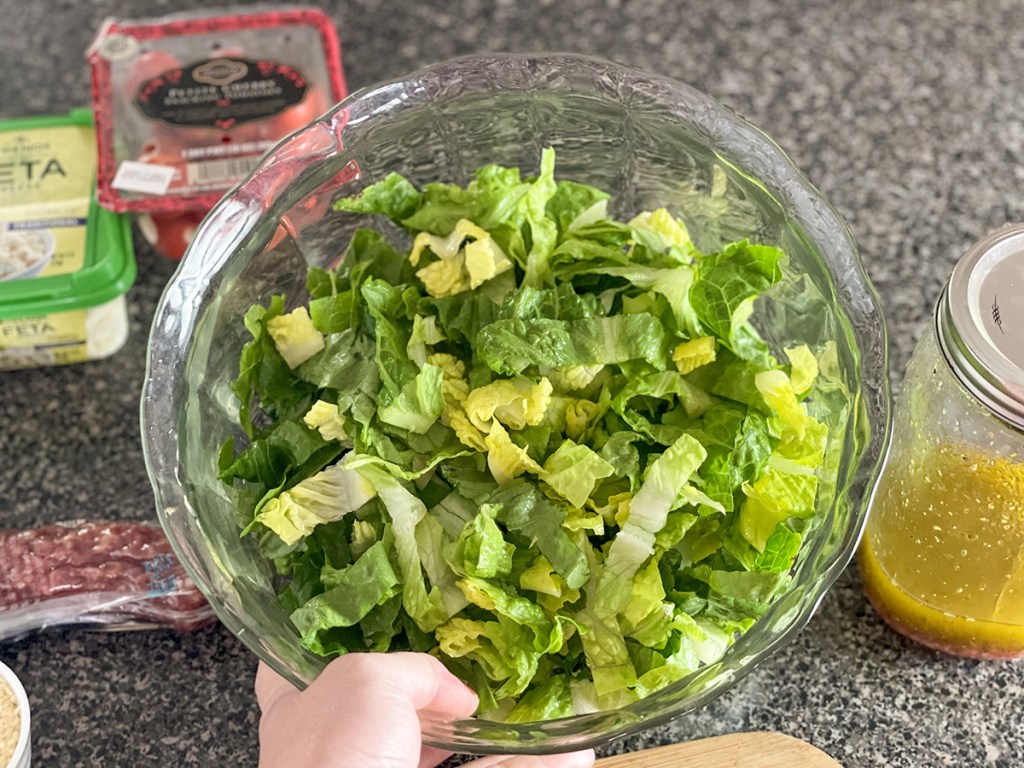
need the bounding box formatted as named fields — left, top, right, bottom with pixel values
left=937, top=223, right=1024, bottom=430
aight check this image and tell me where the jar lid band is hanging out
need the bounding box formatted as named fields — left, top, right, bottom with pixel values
left=937, top=223, right=1024, bottom=430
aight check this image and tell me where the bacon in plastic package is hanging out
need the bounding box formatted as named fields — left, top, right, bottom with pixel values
left=87, top=7, right=347, bottom=258
left=0, top=520, right=217, bottom=642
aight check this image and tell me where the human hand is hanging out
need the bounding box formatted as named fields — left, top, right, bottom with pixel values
left=256, top=652, right=596, bottom=768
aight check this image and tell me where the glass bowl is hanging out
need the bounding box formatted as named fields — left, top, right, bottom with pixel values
left=142, top=53, right=890, bottom=754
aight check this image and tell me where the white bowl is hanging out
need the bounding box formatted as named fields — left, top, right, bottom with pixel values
left=0, top=229, right=55, bottom=283
left=0, top=661, right=29, bottom=768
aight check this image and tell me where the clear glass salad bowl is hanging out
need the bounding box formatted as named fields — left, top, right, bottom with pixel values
left=142, top=53, right=890, bottom=754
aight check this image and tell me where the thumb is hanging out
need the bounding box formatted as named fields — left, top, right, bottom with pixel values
left=464, top=750, right=596, bottom=768
left=254, top=661, right=300, bottom=716
left=317, top=652, right=478, bottom=714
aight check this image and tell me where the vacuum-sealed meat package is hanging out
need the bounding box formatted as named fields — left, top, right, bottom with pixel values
left=0, top=520, right=216, bottom=641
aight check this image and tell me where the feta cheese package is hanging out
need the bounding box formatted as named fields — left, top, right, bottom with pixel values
left=87, top=7, right=347, bottom=259
left=0, top=110, right=136, bottom=371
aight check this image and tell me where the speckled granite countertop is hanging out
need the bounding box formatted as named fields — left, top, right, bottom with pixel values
left=2, top=0, right=1023, bottom=765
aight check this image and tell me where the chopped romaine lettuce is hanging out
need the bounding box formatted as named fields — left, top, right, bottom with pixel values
left=219, top=149, right=838, bottom=721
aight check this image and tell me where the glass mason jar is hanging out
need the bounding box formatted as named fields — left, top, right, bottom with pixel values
left=859, top=224, right=1024, bottom=659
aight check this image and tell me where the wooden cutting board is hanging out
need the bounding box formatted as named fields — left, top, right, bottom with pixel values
left=595, top=732, right=841, bottom=767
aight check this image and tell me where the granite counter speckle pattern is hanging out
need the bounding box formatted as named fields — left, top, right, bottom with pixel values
left=2, top=1, right=1023, bottom=765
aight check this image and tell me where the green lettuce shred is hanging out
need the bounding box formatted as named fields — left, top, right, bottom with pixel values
left=219, top=149, right=838, bottom=721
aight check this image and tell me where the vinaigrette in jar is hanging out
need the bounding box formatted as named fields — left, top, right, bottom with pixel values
left=859, top=224, right=1024, bottom=658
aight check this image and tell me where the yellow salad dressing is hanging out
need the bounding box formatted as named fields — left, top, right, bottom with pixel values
left=860, top=447, right=1024, bottom=657
left=859, top=224, right=1024, bottom=658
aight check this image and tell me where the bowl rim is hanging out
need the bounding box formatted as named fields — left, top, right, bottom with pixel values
left=142, top=50, right=893, bottom=753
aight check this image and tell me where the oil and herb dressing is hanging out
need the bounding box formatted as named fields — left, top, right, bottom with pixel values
left=860, top=225, right=1024, bottom=658
left=860, top=445, right=1024, bottom=656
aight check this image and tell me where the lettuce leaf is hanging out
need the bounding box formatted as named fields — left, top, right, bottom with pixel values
left=223, top=149, right=841, bottom=721
left=540, top=439, right=615, bottom=508
left=256, top=457, right=377, bottom=545
left=690, top=241, right=784, bottom=363
left=481, top=481, right=591, bottom=590
left=290, top=541, right=400, bottom=655
left=477, top=315, right=668, bottom=375
left=333, top=173, right=422, bottom=223
left=355, top=464, right=453, bottom=632
left=594, top=434, right=707, bottom=622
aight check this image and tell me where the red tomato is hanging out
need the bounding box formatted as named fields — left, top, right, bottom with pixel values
left=130, top=50, right=257, bottom=150
left=209, top=47, right=246, bottom=59
left=136, top=209, right=208, bottom=260
left=123, top=50, right=182, bottom=101
left=221, top=122, right=265, bottom=144
left=136, top=145, right=188, bottom=193
left=263, top=91, right=330, bottom=139
left=123, top=50, right=187, bottom=150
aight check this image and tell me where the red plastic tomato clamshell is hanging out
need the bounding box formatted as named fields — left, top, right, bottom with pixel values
left=87, top=7, right=347, bottom=244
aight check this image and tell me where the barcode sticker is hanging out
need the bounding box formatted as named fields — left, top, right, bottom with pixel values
left=186, top=155, right=261, bottom=187
left=111, top=160, right=176, bottom=195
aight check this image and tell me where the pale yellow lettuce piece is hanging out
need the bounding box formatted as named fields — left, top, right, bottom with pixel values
left=540, top=364, right=604, bottom=393
left=466, top=377, right=553, bottom=432
left=621, top=293, right=657, bottom=315
left=449, top=410, right=488, bottom=451
left=672, top=337, right=717, bottom=374
left=565, top=399, right=602, bottom=443
left=266, top=306, right=325, bottom=368
left=628, top=208, right=692, bottom=248
left=350, top=519, right=377, bottom=559
left=540, top=440, right=615, bottom=509
left=416, top=252, right=471, bottom=298
left=755, top=369, right=808, bottom=440
left=443, top=377, right=471, bottom=407
left=435, top=617, right=488, bottom=657
left=739, top=467, right=819, bottom=551
left=784, top=344, right=819, bottom=394
left=562, top=506, right=606, bottom=536
left=519, top=555, right=581, bottom=613
left=426, top=352, right=467, bottom=382
left=485, top=422, right=543, bottom=484
left=456, top=578, right=498, bottom=611
left=427, top=352, right=486, bottom=450
left=410, top=219, right=512, bottom=297
left=410, top=219, right=490, bottom=263
left=465, top=237, right=512, bottom=288
left=588, top=492, right=633, bottom=528
left=257, top=460, right=377, bottom=545
left=303, top=400, right=349, bottom=442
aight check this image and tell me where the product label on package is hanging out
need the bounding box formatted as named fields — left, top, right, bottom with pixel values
left=0, top=310, right=89, bottom=369
left=134, top=57, right=308, bottom=129
left=0, top=124, right=94, bottom=281
left=111, top=160, right=176, bottom=196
